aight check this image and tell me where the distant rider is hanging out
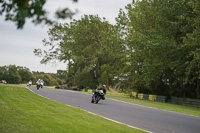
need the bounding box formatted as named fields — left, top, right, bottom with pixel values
left=40, top=80, right=44, bottom=88
left=36, top=79, right=42, bottom=85
left=93, top=85, right=107, bottom=101
left=28, top=80, right=32, bottom=86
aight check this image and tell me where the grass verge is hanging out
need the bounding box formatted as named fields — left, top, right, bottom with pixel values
left=0, top=84, right=146, bottom=133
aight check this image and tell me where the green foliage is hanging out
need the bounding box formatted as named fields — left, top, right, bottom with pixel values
left=35, top=15, right=124, bottom=89
left=17, top=66, right=33, bottom=83
left=0, top=65, right=21, bottom=84
left=0, top=65, right=63, bottom=86
left=117, top=0, right=200, bottom=98
left=32, top=71, right=63, bottom=86
left=33, top=0, right=200, bottom=99
left=0, top=0, right=78, bottom=29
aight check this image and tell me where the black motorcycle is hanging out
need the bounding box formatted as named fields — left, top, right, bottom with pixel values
left=91, top=90, right=105, bottom=104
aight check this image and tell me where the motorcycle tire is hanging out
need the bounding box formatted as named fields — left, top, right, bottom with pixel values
left=95, top=97, right=100, bottom=104
left=37, top=85, right=40, bottom=90
left=91, top=97, right=94, bottom=103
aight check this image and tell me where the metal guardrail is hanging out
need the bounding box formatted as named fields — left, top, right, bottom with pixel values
left=131, top=91, right=200, bottom=107
left=131, top=92, right=166, bottom=103
left=171, top=97, right=200, bottom=107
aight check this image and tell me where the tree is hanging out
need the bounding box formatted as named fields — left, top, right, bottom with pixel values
left=115, top=0, right=200, bottom=98
left=34, top=15, right=124, bottom=89
left=57, top=70, right=68, bottom=83
left=182, top=0, right=200, bottom=98
left=42, top=74, right=56, bottom=86
left=7, top=65, right=21, bottom=84
left=0, top=65, right=8, bottom=81
left=0, top=0, right=78, bottom=29
left=17, top=66, right=33, bottom=83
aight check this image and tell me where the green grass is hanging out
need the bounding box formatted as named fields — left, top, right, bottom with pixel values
left=0, top=84, right=146, bottom=133
left=105, top=92, right=200, bottom=117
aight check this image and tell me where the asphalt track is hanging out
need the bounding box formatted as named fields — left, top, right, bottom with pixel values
left=28, top=87, right=200, bottom=133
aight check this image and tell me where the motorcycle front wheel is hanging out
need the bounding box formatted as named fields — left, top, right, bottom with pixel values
left=91, top=96, right=94, bottom=103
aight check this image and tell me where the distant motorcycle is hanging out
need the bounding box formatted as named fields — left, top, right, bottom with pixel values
left=27, top=82, right=32, bottom=87
left=40, top=81, right=43, bottom=88
left=27, top=83, right=31, bottom=87
left=91, top=90, right=105, bottom=104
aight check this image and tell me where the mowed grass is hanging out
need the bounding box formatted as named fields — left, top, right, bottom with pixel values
left=106, top=92, right=200, bottom=117
left=0, top=84, right=146, bottom=133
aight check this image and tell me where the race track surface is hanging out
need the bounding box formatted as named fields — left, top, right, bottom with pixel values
left=29, top=87, right=200, bottom=133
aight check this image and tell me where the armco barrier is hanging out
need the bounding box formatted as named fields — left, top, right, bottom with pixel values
left=88, top=89, right=93, bottom=93
left=171, top=97, right=200, bottom=107
left=149, top=95, right=157, bottom=101
left=131, top=92, right=166, bottom=103
left=130, top=92, right=200, bottom=107
left=138, top=93, right=144, bottom=99
left=82, top=89, right=93, bottom=93
left=143, top=94, right=149, bottom=100
left=131, top=92, right=138, bottom=98
left=156, top=95, right=166, bottom=102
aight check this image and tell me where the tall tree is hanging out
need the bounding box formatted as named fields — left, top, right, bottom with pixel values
left=34, top=15, right=123, bottom=89
left=182, top=0, right=200, bottom=98
left=116, top=0, right=200, bottom=98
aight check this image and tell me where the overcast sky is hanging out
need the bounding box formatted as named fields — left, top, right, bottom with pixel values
left=0, top=0, right=132, bottom=73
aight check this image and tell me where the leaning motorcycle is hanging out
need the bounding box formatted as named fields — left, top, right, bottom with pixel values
left=91, top=90, right=105, bottom=104
left=40, top=82, right=43, bottom=88
left=36, top=82, right=41, bottom=90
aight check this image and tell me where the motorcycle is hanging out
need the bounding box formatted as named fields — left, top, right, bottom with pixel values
left=91, top=90, right=105, bottom=104
left=36, top=81, right=44, bottom=90
left=36, top=82, right=42, bottom=90
left=27, top=82, right=32, bottom=87
left=27, top=83, right=31, bottom=87
left=40, top=82, right=43, bottom=88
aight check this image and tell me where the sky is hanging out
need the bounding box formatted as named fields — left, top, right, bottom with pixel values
left=0, top=0, right=132, bottom=73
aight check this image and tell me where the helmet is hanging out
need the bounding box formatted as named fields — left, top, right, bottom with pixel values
left=103, top=85, right=106, bottom=88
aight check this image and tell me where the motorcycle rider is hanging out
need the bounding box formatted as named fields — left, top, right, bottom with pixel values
left=36, top=79, right=41, bottom=84
left=40, top=79, right=44, bottom=88
left=36, top=79, right=42, bottom=89
left=93, top=85, right=107, bottom=101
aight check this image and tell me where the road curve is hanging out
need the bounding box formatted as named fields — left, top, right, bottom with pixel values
left=28, top=87, right=200, bottom=133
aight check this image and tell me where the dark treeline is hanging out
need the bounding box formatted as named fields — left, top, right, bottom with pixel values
left=0, top=65, right=66, bottom=86
left=31, top=0, right=200, bottom=99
